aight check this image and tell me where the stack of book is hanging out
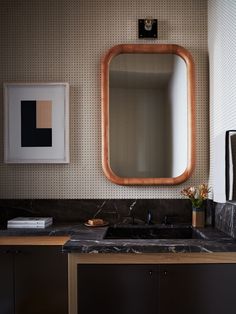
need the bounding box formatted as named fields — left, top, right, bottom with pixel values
left=7, top=217, right=53, bottom=229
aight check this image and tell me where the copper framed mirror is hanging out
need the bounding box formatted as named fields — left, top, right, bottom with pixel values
left=101, top=44, right=195, bottom=185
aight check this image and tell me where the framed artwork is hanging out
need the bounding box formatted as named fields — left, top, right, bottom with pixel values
left=3, top=83, right=69, bottom=163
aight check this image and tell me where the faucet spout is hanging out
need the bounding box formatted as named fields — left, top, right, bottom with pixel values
left=146, top=210, right=152, bottom=225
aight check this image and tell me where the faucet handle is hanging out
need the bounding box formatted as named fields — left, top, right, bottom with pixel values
left=162, top=215, right=179, bottom=225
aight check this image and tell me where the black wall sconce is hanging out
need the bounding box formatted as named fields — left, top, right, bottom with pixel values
left=138, top=18, right=158, bottom=39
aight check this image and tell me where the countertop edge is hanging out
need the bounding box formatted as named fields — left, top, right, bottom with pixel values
left=69, top=252, right=236, bottom=264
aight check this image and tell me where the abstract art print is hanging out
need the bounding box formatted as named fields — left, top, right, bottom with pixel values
left=3, top=83, right=69, bottom=163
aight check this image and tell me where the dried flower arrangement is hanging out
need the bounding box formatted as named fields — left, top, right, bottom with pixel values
left=181, top=184, right=210, bottom=209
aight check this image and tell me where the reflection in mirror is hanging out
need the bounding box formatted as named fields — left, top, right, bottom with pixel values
left=101, top=44, right=195, bottom=185
left=110, top=53, right=187, bottom=178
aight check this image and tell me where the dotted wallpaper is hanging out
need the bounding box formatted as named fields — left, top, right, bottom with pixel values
left=0, top=0, right=208, bottom=199
left=208, top=0, right=236, bottom=202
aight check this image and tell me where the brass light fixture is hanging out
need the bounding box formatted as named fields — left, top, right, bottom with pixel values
left=138, top=18, right=158, bottom=39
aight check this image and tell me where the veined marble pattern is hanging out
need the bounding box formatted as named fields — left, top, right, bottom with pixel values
left=215, top=202, right=236, bottom=238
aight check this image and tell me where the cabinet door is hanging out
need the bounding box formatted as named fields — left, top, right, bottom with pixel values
left=0, top=248, right=14, bottom=314
left=160, top=264, right=236, bottom=314
left=14, top=246, right=68, bottom=314
left=77, top=264, right=159, bottom=314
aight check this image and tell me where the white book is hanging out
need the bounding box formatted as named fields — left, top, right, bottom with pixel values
left=8, top=221, right=52, bottom=227
left=7, top=220, right=52, bottom=226
left=8, top=224, right=51, bottom=229
left=7, top=221, right=52, bottom=229
left=7, top=217, right=53, bottom=225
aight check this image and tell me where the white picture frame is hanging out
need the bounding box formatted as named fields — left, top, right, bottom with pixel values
left=3, top=82, right=69, bottom=163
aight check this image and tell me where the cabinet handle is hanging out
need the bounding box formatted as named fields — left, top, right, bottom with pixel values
left=15, top=250, right=22, bottom=254
left=163, top=270, right=167, bottom=276
left=149, top=270, right=153, bottom=275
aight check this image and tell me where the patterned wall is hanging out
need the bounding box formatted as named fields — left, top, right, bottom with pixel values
left=208, top=0, right=236, bottom=202
left=0, top=0, right=208, bottom=199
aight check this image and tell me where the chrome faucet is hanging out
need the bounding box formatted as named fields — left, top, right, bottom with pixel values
left=129, top=199, right=137, bottom=225
left=146, top=210, right=152, bottom=225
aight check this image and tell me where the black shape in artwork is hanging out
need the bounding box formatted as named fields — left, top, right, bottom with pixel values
left=21, top=100, right=52, bottom=147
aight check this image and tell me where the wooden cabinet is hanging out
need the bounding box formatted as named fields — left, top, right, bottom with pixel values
left=0, top=248, right=14, bottom=314
left=77, top=264, right=159, bottom=314
left=77, top=263, right=236, bottom=314
left=160, top=264, right=236, bottom=314
left=0, top=246, right=68, bottom=314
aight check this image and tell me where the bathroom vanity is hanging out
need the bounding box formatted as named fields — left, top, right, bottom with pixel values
left=1, top=224, right=236, bottom=314
left=66, top=224, right=236, bottom=314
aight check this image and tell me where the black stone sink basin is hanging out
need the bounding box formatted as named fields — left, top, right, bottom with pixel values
left=104, top=225, right=205, bottom=240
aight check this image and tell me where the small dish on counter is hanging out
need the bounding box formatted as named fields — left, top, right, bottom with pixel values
left=84, top=219, right=109, bottom=228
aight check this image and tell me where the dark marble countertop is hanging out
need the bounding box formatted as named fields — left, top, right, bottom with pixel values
left=62, top=224, right=236, bottom=254
left=1, top=223, right=236, bottom=254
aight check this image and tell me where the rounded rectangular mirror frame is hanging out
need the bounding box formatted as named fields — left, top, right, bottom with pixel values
left=101, top=44, right=195, bottom=185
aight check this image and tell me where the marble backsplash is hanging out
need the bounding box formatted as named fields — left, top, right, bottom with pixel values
left=1, top=198, right=235, bottom=238
left=0, top=199, right=192, bottom=227
left=214, top=201, right=236, bottom=238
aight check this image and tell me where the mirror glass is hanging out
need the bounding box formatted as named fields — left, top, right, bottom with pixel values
left=101, top=45, right=195, bottom=185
